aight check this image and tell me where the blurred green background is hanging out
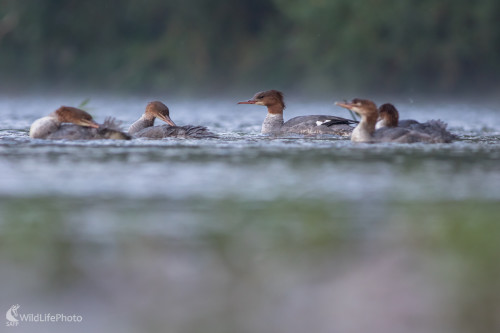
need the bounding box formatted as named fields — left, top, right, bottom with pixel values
left=1, top=197, right=500, bottom=333
left=1, top=2, right=500, bottom=331
left=1, top=0, right=499, bottom=94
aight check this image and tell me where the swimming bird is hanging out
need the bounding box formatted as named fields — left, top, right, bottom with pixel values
left=30, top=106, right=99, bottom=139
left=30, top=106, right=130, bottom=140
left=129, top=101, right=217, bottom=139
left=376, top=103, right=456, bottom=142
left=335, top=99, right=454, bottom=143
left=237, top=90, right=357, bottom=135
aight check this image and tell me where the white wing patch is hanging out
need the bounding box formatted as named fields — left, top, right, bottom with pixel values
left=316, top=120, right=331, bottom=126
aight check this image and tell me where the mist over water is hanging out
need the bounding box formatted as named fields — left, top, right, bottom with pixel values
left=1, top=93, right=500, bottom=333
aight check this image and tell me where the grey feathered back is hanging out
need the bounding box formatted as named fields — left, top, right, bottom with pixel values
left=406, top=120, right=457, bottom=143
left=45, top=124, right=96, bottom=140
left=46, top=117, right=131, bottom=140
left=373, top=121, right=456, bottom=143
left=134, top=125, right=218, bottom=139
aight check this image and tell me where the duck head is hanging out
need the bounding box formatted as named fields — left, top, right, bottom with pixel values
left=238, top=90, right=285, bottom=114
left=52, top=106, right=99, bottom=128
left=378, top=103, right=399, bottom=127
left=145, top=101, right=177, bottom=126
left=335, top=99, right=378, bottom=119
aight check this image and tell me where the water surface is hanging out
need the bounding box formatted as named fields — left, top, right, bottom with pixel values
left=1, top=94, right=499, bottom=333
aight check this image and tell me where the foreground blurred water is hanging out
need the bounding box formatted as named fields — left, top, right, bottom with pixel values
left=0, top=94, right=499, bottom=333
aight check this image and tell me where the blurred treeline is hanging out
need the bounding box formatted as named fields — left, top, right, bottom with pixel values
left=1, top=0, right=499, bottom=95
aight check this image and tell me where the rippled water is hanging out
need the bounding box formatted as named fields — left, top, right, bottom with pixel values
left=1, top=94, right=499, bottom=333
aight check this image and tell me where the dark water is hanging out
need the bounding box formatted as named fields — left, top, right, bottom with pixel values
left=1, top=94, right=499, bottom=333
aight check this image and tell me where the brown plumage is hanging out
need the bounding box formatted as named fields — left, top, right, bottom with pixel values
left=378, top=104, right=399, bottom=127
left=238, top=90, right=286, bottom=114
left=51, top=106, right=100, bottom=128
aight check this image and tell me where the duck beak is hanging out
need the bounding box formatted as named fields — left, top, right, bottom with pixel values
left=237, top=99, right=256, bottom=104
left=335, top=101, right=354, bottom=110
left=157, top=113, right=177, bottom=126
left=80, top=119, right=100, bottom=128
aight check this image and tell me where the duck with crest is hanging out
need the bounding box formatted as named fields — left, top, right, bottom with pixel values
left=238, top=90, right=357, bottom=136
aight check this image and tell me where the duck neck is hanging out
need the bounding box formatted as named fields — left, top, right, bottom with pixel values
left=262, top=111, right=284, bottom=134
left=375, top=118, right=388, bottom=129
left=376, top=116, right=398, bottom=129
left=351, top=113, right=377, bottom=142
left=128, top=114, right=155, bottom=134
left=48, top=112, right=63, bottom=125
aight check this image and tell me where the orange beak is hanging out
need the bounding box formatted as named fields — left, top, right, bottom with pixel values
left=237, top=99, right=256, bottom=104
left=157, top=113, right=177, bottom=126
left=79, top=119, right=100, bottom=128
left=335, top=101, right=354, bottom=110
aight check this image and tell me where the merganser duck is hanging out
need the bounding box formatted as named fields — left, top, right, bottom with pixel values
left=237, top=90, right=357, bottom=135
left=29, top=106, right=130, bottom=140
left=129, top=101, right=217, bottom=139
left=335, top=99, right=454, bottom=143
left=376, top=103, right=456, bottom=142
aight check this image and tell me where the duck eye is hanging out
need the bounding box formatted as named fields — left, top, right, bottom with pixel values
left=257, top=95, right=264, bottom=99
